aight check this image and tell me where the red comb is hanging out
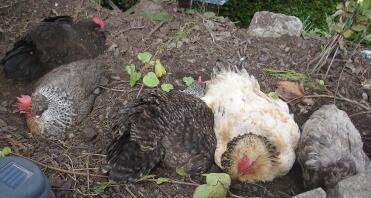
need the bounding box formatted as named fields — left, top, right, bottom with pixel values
left=92, top=16, right=104, bottom=28
left=17, top=95, right=31, bottom=112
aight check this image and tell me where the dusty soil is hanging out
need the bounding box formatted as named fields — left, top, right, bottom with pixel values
left=0, top=0, right=370, bottom=197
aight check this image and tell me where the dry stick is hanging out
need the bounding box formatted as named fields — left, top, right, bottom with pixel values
left=12, top=153, right=108, bottom=178
left=99, top=85, right=135, bottom=92
left=325, top=46, right=339, bottom=78
left=140, top=178, right=198, bottom=186
left=311, top=34, right=340, bottom=73
left=350, top=111, right=371, bottom=117
left=86, top=155, right=91, bottom=195
left=146, top=21, right=166, bottom=39
left=288, top=94, right=371, bottom=111
left=113, top=26, right=145, bottom=37
left=63, top=154, right=78, bottom=189
left=106, top=0, right=121, bottom=12
left=125, top=185, right=138, bottom=198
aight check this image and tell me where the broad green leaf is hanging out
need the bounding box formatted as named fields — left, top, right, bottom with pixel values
left=203, top=11, right=216, bottom=19
left=93, top=181, right=112, bottom=194
left=203, top=173, right=231, bottom=188
left=137, top=52, right=153, bottom=64
left=155, top=59, right=166, bottom=78
left=125, top=64, right=136, bottom=75
left=156, top=177, right=169, bottom=185
left=161, top=83, right=174, bottom=92
left=183, top=76, right=195, bottom=86
left=193, top=183, right=227, bottom=198
left=343, top=29, right=354, bottom=38
left=139, top=11, right=171, bottom=21
left=351, top=25, right=367, bottom=32
left=0, top=147, right=12, bottom=157
left=364, top=34, right=371, bottom=42
left=176, top=166, right=190, bottom=177
left=130, top=71, right=141, bottom=87
left=268, top=92, right=279, bottom=100
left=143, top=72, right=160, bottom=88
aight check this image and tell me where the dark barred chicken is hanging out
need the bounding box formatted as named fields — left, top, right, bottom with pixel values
left=1, top=15, right=106, bottom=81
left=297, top=104, right=371, bottom=195
left=107, top=89, right=216, bottom=182
left=17, top=59, right=103, bottom=139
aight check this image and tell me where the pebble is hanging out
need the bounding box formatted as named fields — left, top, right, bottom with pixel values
left=82, top=126, right=98, bottom=142
left=362, top=92, right=368, bottom=101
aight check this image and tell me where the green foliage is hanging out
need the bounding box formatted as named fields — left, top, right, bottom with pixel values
left=263, top=68, right=308, bottom=81
left=176, top=166, right=191, bottom=177
left=193, top=173, right=231, bottom=198
left=161, top=83, right=174, bottom=92
left=156, top=177, right=169, bottom=185
left=155, top=59, right=166, bottom=78
left=125, top=64, right=141, bottom=87
left=0, top=147, right=11, bottom=157
left=93, top=181, right=112, bottom=194
left=203, top=11, right=216, bottom=19
left=183, top=76, right=195, bottom=86
left=143, top=72, right=160, bottom=88
left=268, top=92, right=280, bottom=100
left=137, top=52, right=153, bottom=64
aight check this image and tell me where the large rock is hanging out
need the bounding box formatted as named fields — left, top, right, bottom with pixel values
left=292, top=188, right=326, bottom=198
left=247, top=11, right=303, bottom=38
left=334, top=172, right=371, bottom=198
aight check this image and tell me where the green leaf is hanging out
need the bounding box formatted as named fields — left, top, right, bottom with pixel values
left=156, top=177, right=169, bottom=185
left=129, top=71, right=142, bottom=87
left=93, top=181, right=112, bottom=194
left=193, top=183, right=227, bottom=198
left=155, top=59, right=166, bottom=78
left=203, top=11, right=216, bottom=19
left=137, top=52, right=153, bottom=64
left=182, top=76, right=195, bottom=86
left=161, top=83, right=174, bottom=92
left=143, top=72, right=160, bottom=88
left=176, top=166, right=190, bottom=177
left=344, top=19, right=352, bottom=27
left=0, top=147, right=12, bottom=157
left=185, top=9, right=196, bottom=15
left=351, top=25, right=366, bottom=32
left=364, top=34, right=371, bottom=42
left=125, top=63, right=136, bottom=75
left=319, top=80, right=325, bottom=86
left=203, top=173, right=231, bottom=188
left=136, top=174, right=157, bottom=182
left=139, top=11, right=171, bottom=21
left=268, top=92, right=279, bottom=100
left=343, top=29, right=354, bottom=38
left=263, top=68, right=307, bottom=81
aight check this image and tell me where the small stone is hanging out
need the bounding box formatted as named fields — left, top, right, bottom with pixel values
left=334, top=172, right=371, bottom=198
left=362, top=92, right=368, bottom=101
left=285, top=47, right=290, bottom=52
left=82, top=126, right=98, bottom=142
left=293, top=188, right=326, bottom=198
left=110, top=75, right=121, bottom=80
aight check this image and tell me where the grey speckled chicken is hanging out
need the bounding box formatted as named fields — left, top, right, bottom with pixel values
left=107, top=89, right=216, bottom=182
left=297, top=104, right=371, bottom=194
left=17, top=59, right=104, bottom=139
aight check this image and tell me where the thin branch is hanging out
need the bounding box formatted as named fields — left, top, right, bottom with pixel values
left=113, top=26, right=145, bottom=37
left=349, top=111, right=371, bottom=117
left=99, top=85, right=135, bottom=92
left=107, top=0, right=121, bottom=12
left=146, top=21, right=166, bottom=39
left=325, top=46, right=339, bottom=78
left=125, top=184, right=138, bottom=198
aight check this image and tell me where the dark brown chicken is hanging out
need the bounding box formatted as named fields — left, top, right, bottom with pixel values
left=297, top=104, right=371, bottom=195
left=1, top=15, right=106, bottom=81
left=107, top=89, right=216, bottom=182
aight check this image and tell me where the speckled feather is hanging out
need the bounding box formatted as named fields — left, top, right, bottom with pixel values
left=28, top=59, right=103, bottom=138
left=107, top=89, right=216, bottom=182
left=297, top=104, right=371, bottom=192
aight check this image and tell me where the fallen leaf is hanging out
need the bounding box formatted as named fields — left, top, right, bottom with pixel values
left=275, top=81, right=314, bottom=105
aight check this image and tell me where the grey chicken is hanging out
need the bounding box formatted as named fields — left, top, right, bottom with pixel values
left=297, top=104, right=371, bottom=194
left=107, top=89, right=216, bottom=182
left=1, top=15, right=106, bottom=81
left=17, top=59, right=104, bottom=139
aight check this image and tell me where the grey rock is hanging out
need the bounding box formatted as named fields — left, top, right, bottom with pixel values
left=247, top=11, right=303, bottom=38
left=334, top=172, right=371, bottom=198
left=293, top=188, right=326, bottom=198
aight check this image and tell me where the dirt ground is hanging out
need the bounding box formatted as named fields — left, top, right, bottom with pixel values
left=0, top=0, right=370, bottom=197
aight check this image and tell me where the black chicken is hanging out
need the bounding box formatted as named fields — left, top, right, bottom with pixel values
left=1, top=15, right=106, bottom=81
left=107, top=89, right=216, bottom=182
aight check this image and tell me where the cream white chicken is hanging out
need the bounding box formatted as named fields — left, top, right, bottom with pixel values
left=201, top=67, right=300, bottom=183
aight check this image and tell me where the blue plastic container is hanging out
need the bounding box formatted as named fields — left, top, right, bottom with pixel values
left=0, top=156, right=52, bottom=198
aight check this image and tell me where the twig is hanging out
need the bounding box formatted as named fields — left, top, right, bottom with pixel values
left=107, top=0, right=121, bottom=12
left=125, top=184, right=137, bottom=198
left=113, top=26, right=145, bottom=37
left=12, top=153, right=108, bottom=178
left=350, top=111, right=371, bottom=117
left=86, top=155, right=91, bottom=194
left=288, top=94, right=371, bottom=111
left=146, top=21, right=166, bottom=39
left=63, top=154, right=77, bottom=189
left=325, top=46, right=339, bottom=78
left=99, top=85, right=134, bottom=92
left=73, top=0, right=85, bottom=18
left=136, top=84, right=144, bottom=99
left=202, top=18, right=215, bottom=43
left=157, top=185, right=171, bottom=198
left=140, top=178, right=198, bottom=186
left=229, top=192, right=246, bottom=198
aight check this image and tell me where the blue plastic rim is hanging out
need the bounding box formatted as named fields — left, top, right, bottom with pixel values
left=0, top=156, right=51, bottom=198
